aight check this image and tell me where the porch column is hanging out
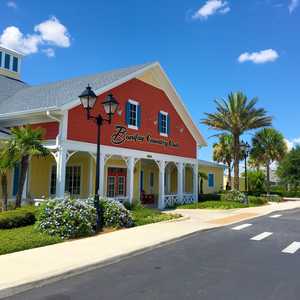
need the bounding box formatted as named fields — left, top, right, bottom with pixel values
left=127, top=157, right=135, bottom=204
left=99, top=153, right=105, bottom=197
left=177, top=162, right=183, bottom=202
left=158, top=160, right=165, bottom=210
left=193, top=163, right=198, bottom=202
left=56, top=148, right=67, bottom=198
left=88, top=155, right=94, bottom=197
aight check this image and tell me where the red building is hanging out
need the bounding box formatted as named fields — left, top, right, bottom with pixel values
left=0, top=47, right=206, bottom=208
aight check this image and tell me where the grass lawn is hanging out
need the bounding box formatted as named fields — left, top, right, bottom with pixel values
left=176, top=200, right=265, bottom=210
left=132, top=207, right=181, bottom=226
left=0, top=225, right=62, bottom=256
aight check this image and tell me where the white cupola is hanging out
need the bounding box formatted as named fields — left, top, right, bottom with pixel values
left=0, top=45, right=23, bottom=80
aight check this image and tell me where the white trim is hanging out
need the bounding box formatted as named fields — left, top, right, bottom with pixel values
left=128, top=99, right=139, bottom=106
left=159, top=132, right=168, bottom=137
left=160, top=110, right=168, bottom=116
left=63, top=139, right=198, bottom=165
left=128, top=125, right=138, bottom=130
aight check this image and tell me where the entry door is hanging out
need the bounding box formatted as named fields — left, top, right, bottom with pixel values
left=107, top=168, right=127, bottom=197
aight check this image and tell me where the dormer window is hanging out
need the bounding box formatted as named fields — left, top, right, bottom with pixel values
left=126, top=99, right=141, bottom=130
left=4, top=53, right=10, bottom=70
left=12, top=57, right=18, bottom=72
left=158, top=111, right=170, bottom=136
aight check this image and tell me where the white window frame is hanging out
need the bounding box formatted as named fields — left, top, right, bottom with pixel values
left=159, top=110, right=168, bottom=137
left=208, top=173, right=215, bottom=188
left=107, top=176, right=116, bottom=198
left=117, top=176, right=126, bottom=196
left=128, top=99, right=139, bottom=130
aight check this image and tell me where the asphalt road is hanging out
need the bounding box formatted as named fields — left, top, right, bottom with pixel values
left=6, top=208, right=300, bottom=300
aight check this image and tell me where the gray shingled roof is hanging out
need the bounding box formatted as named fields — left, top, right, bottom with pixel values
left=0, top=75, right=28, bottom=103
left=0, top=63, right=153, bottom=115
left=198, top=159, right=226, bottom=169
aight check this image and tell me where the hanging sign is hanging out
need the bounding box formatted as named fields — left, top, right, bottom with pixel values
left=111, top=125, right=179, bottom=148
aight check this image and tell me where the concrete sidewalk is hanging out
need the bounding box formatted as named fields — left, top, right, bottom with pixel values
left=1, top=201, right=300, bottom=299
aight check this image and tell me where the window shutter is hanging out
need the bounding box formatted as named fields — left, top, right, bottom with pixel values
left=137, top=104, right=141, bottom=128
left=158, top=112, right=162, bottom=133
left=167, top=114, right=170, bottom=135
left=125, top=102, right=130, bottom=124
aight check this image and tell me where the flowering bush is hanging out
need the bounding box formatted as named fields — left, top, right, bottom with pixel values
left=100, top=198, right=133, bottom=228
left=36, top=197, right=96, bottom=239
left=221, top=190, right=246, bottom=203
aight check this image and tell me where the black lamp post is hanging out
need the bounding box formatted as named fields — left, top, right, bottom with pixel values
left=79, top=85, right=119, bottom=230
left=241, top=141, right=251, bottom=204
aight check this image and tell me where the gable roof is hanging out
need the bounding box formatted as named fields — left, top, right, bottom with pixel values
left=0, top=62, right=206, bottom=146
left=0, top=63, right=152, bottom=116
left=198, top=159, right=226, bottom=169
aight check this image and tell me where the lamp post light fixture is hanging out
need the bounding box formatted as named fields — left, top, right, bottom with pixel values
left=241, top=141, right=251, bottom=204
left=79, top=85, right=119, bottom=230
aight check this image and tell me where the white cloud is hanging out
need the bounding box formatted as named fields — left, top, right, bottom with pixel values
left=7, top=1, right=17, bottom=9
left=192, top=0, right=230, bottom=20
left=0, top=16, right=71, bottom=57
left=285, top=137, right=300, bottom=151
left=42, top=48, right=55, bottom=57
left=289, top=0, right=299, bottom=13
left=0, top=26, right=41, bottom=54
left=238, top=49, right=279, bottom=64
left=34, top=16, right=70, bottom=48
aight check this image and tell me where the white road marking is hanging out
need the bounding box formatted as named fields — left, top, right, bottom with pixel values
left=251, top=232, right=273, bottom=241
left=282, top=242, right=300, bottom=254
left=232, top=224, right=252, bottom=230
left=269, top=214, right=282, bottom=218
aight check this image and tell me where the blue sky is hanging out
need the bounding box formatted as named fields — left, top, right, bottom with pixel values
left=1, top=0, right=299, bottom=161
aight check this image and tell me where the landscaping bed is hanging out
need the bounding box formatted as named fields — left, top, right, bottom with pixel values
left=177, top=195, right=269, bottom=209
left=0, top=205, right=180, bottom=256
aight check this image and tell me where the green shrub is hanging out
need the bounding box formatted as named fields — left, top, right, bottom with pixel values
left=0, top=206, right=37, bottom=229
left=221, top=190, right=246, bottom=202
left=198, top=193, right=221, bottom=202
left=36, top=197, right=97, bottom=239
left=248, top=196, right=268, bottom=206
left=100, top=198, right=133, bottom=228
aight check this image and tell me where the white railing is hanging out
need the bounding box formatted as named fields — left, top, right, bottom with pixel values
left=182, top=193, right=195, bottom=204
left=164, top=194, right=180, bottom=207
left=108, top=196, right=129, bottom=204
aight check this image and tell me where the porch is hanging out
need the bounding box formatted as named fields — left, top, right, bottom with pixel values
left=18, top=142, right=198, bottom=209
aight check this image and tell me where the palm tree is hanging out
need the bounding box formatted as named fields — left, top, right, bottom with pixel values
left=8, top=126, right=50, bottom=208
left=0, top=142, right=17, bottom=211
left=250, top=128, right=287, bottom=195
left=213, top=134, right=233, bottom=189
left=198, top=171, right=208, bottom=194
left=202, top=92, right=272, bottom=190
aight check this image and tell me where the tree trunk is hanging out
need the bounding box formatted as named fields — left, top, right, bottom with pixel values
left=15, top=155, right=29, bottom=208
left=227, top=161, right=232, bottom=189
left=1, top=174, right=8, bottom=211
left=233, top=134, right=240, bottom=190
left=266, top=162, right=270, bottom=196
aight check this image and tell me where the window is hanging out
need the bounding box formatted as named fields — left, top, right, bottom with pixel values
left=50, top=165, right=57, bottom=195
left=0, top=52, right=2, bottom=68
left=65, top=166, right=81, bottom=195
left=107, top=176, right=115, bottom=197
left=126, top=100, right=141, bottom=129
left=158, top=111, right=170, bottom=136
left=140, top=170, right=144, bottom=192
left=117, top=176, right=125, bottom=196
left=12, top=56, right=18, bottom=72
left=208, top=173, right=215, bottom=188
left=4, top=53, right=10, bottom=70
left=150, top=172, right=154, bottom=188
